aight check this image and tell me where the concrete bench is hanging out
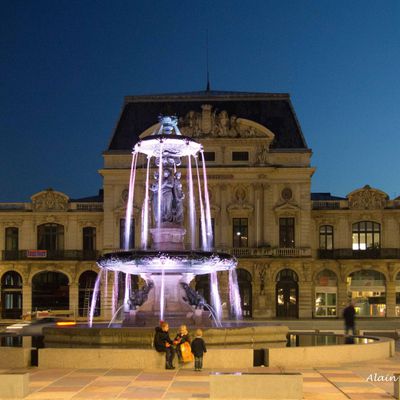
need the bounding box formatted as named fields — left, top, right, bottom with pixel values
left=209, top=372, right=302, bottom=399
left=0, top=373, right=29, bottom=399
left=0, top=348, right=31, bottom=368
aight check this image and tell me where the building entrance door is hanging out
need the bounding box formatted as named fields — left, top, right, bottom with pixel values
left=276, top=269, right=299, bottom=318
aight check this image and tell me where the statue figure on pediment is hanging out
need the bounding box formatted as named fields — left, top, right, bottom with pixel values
left=349, top=188, right=387, bottom=210
left=181, top=110, right=201, bottom=137
left=229, top=115, right=239, bottom=137
left=32, top=190, right=68, bottom=211
left=215, top=110, right=230, bottom=137
left=256, top=145, right=269, bottom=165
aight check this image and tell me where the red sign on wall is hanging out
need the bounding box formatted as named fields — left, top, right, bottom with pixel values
left=26, top=250, right=47, bottom=258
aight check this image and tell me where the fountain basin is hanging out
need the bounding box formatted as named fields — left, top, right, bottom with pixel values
left=42, top=324, right=289, bottom=348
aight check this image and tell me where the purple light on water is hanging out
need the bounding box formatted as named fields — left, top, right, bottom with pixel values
left=124, top=152, right=138, bottom=250
left=104, top=270, right=108, bottom=307
left=210, top=271, right=222, bottom=322
left=157, top=144, right=163, bottom=231
left=141, top=157, right=151, bottom=249
left=187, top=156, right=196, bottom=250
left=195, top=157, right=207, bottom=250
left=229, top=269, right=243, bottom=319
left=160, top=265, right=165, bottom=321
left=111, top=271, right=119, bottom=316
left=201, top=150, right=213, bottom=250
left=88, top=269, right=103, bottom=327
left=124, top=273, right=131, bottom=312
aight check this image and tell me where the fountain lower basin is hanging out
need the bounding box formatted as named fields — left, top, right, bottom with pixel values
left=97, top=250, right=237, bottom=275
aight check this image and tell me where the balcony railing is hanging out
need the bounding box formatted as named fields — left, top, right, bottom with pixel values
left=217, top=247, right=312, bottom=258
left=312, top=199, right=350, bottom=210
left=2, top=250, right=100, bottom=261
left=318, top=248, right=400, bottom=260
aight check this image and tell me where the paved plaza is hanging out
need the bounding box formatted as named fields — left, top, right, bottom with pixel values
left=1, top=350, right=399, bottom=400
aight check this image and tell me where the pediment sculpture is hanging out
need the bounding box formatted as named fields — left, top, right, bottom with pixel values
left=348, top=185, right=388, bottom=210
left=178, top=104, right=274, bottom=139
left=31, top=189, right=69, bottom=211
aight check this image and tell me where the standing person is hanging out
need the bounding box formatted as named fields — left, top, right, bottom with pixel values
left=191, top=329, right=207, bottom=372
left=174, top=324, right=191, bottom=363
left=153, top=321, right=176, bottom=369
left=343, top=301, right=356, bottom=336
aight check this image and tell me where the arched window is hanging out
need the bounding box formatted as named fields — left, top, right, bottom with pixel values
left=32, top=271, right=69, bottom=311
left=4, top=227, right=19, bottom=260
left=37, top=224, right=64, bottom=252
left=233, top=218, right=248, bottom=248
left=352, top=221, right=380, bottom=250
left=319, top=225, right=333, bottom=250
left=347, top=270, right=386, bottom=317
left=1, top=271, right=23, bottom=319
left=83, top=227, right=96, bottom=251
left=5, top=227, right=19, bottom=251
left=315, top=269, right=338, bottom=317
left=78, top=271, right=100, bottom=317
left=276, top=269, right=298, bottom=318
left=276, top=268, right=298, bottom=282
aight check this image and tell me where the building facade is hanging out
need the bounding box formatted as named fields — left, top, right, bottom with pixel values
left=1, top=91, right=399, bottom=321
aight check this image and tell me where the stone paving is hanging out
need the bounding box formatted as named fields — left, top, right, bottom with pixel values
left=1, top=350, right=400, bottom=400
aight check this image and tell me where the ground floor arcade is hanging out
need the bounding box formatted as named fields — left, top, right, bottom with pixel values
left=1, top=259, right=400, bottom=321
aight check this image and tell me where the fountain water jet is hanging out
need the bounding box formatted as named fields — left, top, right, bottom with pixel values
left=95, top=116, right=241, bottom=327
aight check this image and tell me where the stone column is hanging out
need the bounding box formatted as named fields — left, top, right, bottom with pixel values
left=298, top=263, right=312, bottom=318
left=252, top=263, right=266, bottom=318
left=298, top=281, right=312, bottom=318
left=386, top=281, right=396, bottom=318
left=69, top=282, right=79, bottom=319
left=254, top=184, right=264, bottom=247
left=219, top=184, right=229, bottom=248
left=264, top=279, right=275, bottom=318
left=22, top=283, right=32, bottom=316
left=263, top=184, right=271, bottom=245
left=337, top=280, right=349, bottom=319
left=102, top=270, right=114, bottom=321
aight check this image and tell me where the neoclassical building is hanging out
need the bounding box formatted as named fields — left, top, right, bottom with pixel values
left=1, top=90, right=399, bottom=321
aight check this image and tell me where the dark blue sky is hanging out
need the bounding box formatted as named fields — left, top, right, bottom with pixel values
left=1, top=1, right=399, bottom=201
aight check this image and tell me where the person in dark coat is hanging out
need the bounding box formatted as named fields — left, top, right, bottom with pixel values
left=173, top=324, right=191, bottom=363
left=153, top=321, right=175, bottom=369
left=343, top=301, right=356, bottom=336
left=190, top=328, right=207, bottom=371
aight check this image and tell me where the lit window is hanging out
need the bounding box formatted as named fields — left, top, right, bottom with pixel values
left=352, top=221, right=380, bottom=250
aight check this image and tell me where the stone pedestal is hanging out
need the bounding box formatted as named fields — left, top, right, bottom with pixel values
left=150, top=226, right=186, bottom=251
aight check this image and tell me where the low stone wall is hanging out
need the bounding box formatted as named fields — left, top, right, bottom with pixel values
left=0, top=348, right=31, bottom=369
left=43, top=325, right=288, bottom=348
left=39, top=348, right=253, bottom=369
left=210, top=372, right=302, bottom=400
left=266, top=337, right=394, bottom=368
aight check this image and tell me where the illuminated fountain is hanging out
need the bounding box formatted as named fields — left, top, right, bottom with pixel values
left=93, top=116, right=241, bottom=327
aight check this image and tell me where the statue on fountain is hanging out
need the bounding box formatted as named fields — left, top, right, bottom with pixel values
left=150, top=167, right=184, bottom=227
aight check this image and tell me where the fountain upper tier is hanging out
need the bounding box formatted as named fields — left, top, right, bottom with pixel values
left=97, top=250, right=237, bottom=275
left=135, top=134, right=202, bottom=158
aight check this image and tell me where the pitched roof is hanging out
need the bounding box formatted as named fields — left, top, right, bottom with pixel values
left=311, top=192, right=346, bottom=201
left=107, top=90, right=308, bottom=151
left=71, top=189, right=104, bottom=203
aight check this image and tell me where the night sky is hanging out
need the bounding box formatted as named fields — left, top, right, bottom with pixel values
left=1, top=1, right=399, bottom=201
